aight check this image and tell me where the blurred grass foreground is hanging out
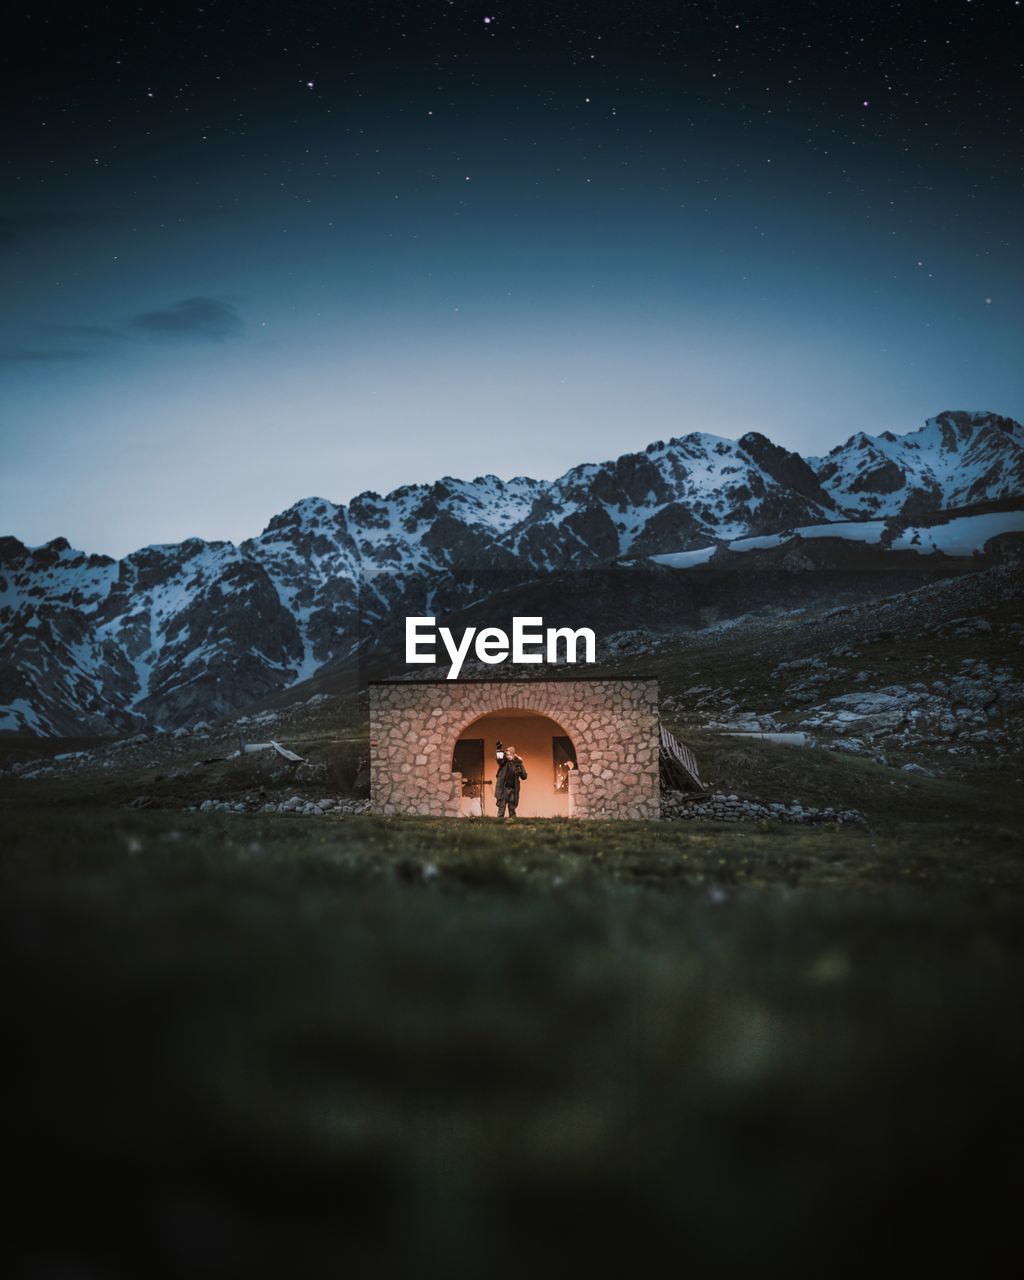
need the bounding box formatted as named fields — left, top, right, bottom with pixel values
left=3, top=806, right=1024, bottom=1277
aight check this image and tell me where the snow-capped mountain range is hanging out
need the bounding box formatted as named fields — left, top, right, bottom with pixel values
left=2, top=409, right=1021, bottom=736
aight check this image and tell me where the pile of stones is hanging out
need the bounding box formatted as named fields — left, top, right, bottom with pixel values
left=662, top=790, right=863, bottom=825
left=186, top=795, right=370, bottom=816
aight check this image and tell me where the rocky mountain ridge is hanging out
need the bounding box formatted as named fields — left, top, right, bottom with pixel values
left=2, top=409, right=1021, bottom=736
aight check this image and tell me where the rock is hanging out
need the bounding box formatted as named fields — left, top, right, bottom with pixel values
left=660, top=789, right=863, bottom=827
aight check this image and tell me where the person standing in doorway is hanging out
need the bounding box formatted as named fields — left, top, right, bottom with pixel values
left=495, top=742, right=527, bottom=819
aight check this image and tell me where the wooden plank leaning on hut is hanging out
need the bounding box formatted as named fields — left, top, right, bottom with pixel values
left=659, top=725, right=703, bottom=793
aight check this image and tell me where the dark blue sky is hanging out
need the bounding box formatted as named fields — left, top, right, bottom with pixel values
left=2, top=1, right=1021, bottom=556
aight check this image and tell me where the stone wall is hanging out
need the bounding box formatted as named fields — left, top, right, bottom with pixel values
left=369, top=679, right=660, bottom=820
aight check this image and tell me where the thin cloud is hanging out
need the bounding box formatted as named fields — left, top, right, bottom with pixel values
left=130, top=296, right=244, bottom=341
left=3, top=297, right=247, bottom=368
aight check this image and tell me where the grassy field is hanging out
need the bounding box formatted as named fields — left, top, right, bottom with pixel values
left=3, top=800, right=1024, bottom=1276
left=5, top=563, right=1021, bottom=1273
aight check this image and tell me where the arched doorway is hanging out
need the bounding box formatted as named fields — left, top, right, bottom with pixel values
left=452, top=708, right=578, bottom=818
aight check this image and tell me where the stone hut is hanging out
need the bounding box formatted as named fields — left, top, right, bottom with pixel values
left=368, top=677, right=662, bottom=820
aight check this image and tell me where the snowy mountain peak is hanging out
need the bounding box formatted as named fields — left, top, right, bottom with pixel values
left=261, top=496, right=342, bottom=534
left=810, top=411, right=1024, bottom=518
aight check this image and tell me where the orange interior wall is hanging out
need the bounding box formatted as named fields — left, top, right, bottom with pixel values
left=458, top=712, right=572, bottom=818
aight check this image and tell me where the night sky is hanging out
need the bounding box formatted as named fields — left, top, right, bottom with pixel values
left=2, top=1, right=1022, bottom=557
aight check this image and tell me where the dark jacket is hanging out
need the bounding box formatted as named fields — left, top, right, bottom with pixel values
left=495, top=756, right=527, bottom=803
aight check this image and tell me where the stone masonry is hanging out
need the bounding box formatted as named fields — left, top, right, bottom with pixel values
left=369, top=678, right=661, bottom=820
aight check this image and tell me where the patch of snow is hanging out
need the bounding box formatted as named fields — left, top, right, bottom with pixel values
left=650, top=546, right=717, bottom=569
left=0, top=698, right=47, bottom=733
left=892, top=510, right=1024, bottom=556
left=792, top=520, right=887, bottom=543
left=728, top=533, right=786, bottom=552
